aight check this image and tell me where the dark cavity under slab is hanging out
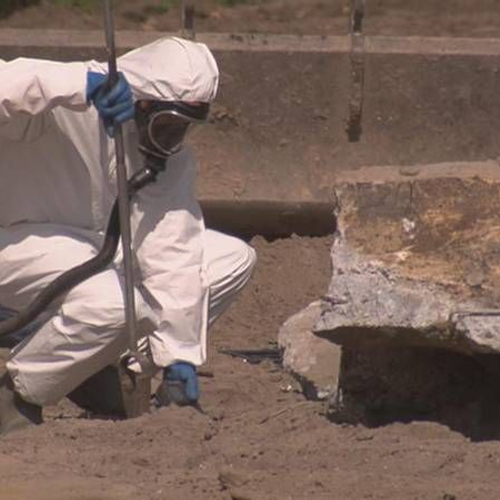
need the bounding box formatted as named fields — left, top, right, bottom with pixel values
left=329, top=344, right=500, bottom=441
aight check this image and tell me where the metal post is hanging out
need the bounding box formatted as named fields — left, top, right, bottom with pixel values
left=181, top=0, right=196, bottom=40
left=103, top=0, right=150, bottom=418
left=103, top=0, right=138, bottom=358
left=346, top=0, right=366, bottom=142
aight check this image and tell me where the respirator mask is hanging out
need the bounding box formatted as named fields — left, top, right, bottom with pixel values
left=135, top=100, right=210, bottom=161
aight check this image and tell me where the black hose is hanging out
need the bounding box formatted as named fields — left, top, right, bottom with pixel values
left=0, top=165, right=159, bottom=338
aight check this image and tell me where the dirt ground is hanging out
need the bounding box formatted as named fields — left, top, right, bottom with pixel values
left=4, top=2, right=500, bottom=500
left=1, top=0, right=500, bottom=37
left=3, top=236, right=500, bottom=500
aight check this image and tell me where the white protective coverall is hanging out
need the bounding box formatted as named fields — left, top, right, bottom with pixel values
left=0, top=38, right=256, bottom=406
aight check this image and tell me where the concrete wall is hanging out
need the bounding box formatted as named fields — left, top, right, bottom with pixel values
left=1, top=30, right=499, bottom=233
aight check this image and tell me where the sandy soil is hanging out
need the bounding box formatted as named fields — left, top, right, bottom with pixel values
left=3, top=236, right=500, bottom=500
left=0, top=236, right=337, bottom=500
left=0, top=237, right=500, bottom=500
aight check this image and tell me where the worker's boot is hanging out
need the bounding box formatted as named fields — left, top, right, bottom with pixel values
left=0, top=372, right=42, bottom=435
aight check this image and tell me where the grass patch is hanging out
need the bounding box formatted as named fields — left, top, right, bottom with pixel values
left=51, top=0, right=179, bottom=15
left=0, top=0, right=261, bottom=20
left=51, top=0, right=100, bottom=14
left=0, top=0, right=40, bottom=19
left=142, top=0, right=179, bottom=16
left=216, top=0, right=253, bottom=5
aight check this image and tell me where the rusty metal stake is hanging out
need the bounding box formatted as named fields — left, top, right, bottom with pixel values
left=346, top=0, right=366, bottom=142
left=181, top=0, right=196, bottom=40
left=103, top=0, right=151, bottom=419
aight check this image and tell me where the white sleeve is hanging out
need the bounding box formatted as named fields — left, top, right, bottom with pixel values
left=0, top=58, right=88, bottom=140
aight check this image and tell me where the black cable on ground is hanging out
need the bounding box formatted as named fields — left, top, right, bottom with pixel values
left=0, top=166, right=158, bottom=338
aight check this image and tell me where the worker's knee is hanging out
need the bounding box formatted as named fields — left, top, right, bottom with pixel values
left=241, top=242, right=257, bottom=284
left=206, top=236, right=257, bottom=327
left=222, top=236, right=257, bottom=287
left=205, top=231, right=257, bottom=290
left=59, top=269, right=151, bottom=331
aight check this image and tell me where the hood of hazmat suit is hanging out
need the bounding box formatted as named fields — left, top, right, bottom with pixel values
left=0, top=39, right=219, bottom=400
left=0, top=37, right=218, bottom=229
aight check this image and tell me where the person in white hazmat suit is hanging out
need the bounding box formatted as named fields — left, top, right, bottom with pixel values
left=0, top=37, right=256, bottom=434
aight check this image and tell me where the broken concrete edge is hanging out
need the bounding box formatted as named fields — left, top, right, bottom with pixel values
left=1, top=29, right=500, bottom=56
left=312, top=241, right=485, bottom=354
left=278, top=301, right=341, bottom=401
left=313, top=162, right=500, bottom=356
left=314, top=242, right=498, bottom=355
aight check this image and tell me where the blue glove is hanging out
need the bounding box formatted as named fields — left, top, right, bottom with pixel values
left=86, top=71, right=135, bottom=137
left=154, top=362, right=199, bottom=407
left=165, top=362, right=199, bottom=403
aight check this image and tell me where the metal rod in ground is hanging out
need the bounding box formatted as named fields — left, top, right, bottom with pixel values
left=346, top=0, right=365, bottom=142
left=181, top=0, right=196, bottom=40
left=103, top=0, right=138, bottom=360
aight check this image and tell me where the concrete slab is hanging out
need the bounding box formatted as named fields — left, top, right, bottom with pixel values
left=1, top=31, right=500, bottom=214
left=278, top=301, right=341, bottom=400
left=292, top=160, right=500, bottom=433
left=315, top=160, right=500, bottom=355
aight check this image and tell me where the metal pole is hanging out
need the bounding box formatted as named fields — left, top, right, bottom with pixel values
left=103, top=0, right=151, bottom=419
left=103, top=0, right=139, bottom=370
left=181, top=0, right=196, bottom=40
left=346, top=0, right=366, bottom=142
